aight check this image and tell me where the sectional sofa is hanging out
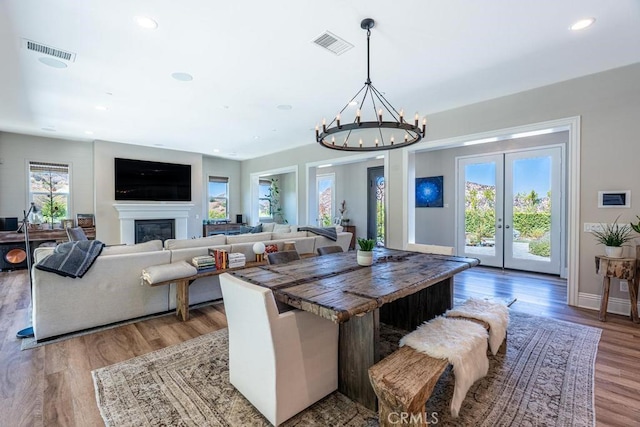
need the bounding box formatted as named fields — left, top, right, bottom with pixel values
left=31, top=225, right=352, bottom=341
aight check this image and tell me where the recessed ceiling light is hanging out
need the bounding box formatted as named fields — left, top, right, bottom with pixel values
left=38, top=57, right=67, bottom=68
left=254, top=136, right=260, bottom=140
left=95, top=105, right=108, bottom=111
left=277, top=104, right=293, bottom=110
left=135, top=16, right=158, bottom=29
left=84, top=130, right=94, bottom=135
left=570, top=18, right=595, bottom=31
left=213, top=149, right=220, bottom=153
left=171, top=72, right=193, bottom=81
left=348, top=100, right=358, bottom=106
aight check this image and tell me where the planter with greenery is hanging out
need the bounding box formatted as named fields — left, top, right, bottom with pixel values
left=356, top=238, right=375, bottom=266
left=592, top=216, right=633, bottom=258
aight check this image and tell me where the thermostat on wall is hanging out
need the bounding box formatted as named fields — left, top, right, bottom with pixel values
left=598, top=190, right=631, bottom=208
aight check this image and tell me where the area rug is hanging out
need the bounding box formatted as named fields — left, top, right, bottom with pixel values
left=92, top=310, right=601, bottom=426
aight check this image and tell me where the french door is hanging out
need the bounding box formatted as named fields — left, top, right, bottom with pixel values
left=457, top=146, right=562, bottom=275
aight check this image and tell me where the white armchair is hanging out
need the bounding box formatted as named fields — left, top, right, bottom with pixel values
left=219, top=273, right=338, bottom=426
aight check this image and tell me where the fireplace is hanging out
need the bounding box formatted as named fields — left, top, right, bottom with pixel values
left=113, top=203, right=193, bottom=245
left=135, top=219, right=175, bottom=243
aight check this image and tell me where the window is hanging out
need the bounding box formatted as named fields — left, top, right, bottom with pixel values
left=258, top=179, right=272, bottom=219
left=208, top=176, right=229, bottom=220
left=316, top=174, right=335, bottom=227
left=29, top=161, right=70, bottom=226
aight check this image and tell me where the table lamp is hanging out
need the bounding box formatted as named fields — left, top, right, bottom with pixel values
left=253, top=242, right=266, bottom=262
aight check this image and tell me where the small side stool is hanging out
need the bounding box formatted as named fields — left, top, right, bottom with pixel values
left=595, top=256, right=639, bottom=322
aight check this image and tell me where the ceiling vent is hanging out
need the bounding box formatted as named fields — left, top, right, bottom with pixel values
left=21, top=39, right=76, bottom=62
left=312, top=31, right=353, bottom=56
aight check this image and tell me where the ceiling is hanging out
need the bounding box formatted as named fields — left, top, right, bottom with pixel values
left=0, top=1, right=639, bottom=161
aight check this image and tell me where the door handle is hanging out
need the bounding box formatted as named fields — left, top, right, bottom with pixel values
left=497, top=225, right=502, bottom=229
left=505, top=225, right=511, bottom=229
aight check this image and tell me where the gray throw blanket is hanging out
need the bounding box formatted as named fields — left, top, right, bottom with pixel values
left=298, top=226, right=338, bottom=241
left=35, top=240, right=104, bottom=278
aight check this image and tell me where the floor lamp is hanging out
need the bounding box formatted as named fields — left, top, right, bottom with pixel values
left=16, top=203, right=37, bottom=339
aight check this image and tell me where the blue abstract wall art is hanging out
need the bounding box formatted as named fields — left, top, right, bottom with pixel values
left=416, top=176, right=443, bottom=207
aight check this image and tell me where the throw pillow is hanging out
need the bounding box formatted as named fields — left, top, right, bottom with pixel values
left=66, top=227, right=88, bottom=241
left=251, top=223, right=263, bottom=233
left=239, top=225, right=255, bottom=234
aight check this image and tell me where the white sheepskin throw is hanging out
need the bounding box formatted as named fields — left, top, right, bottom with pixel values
left=446, top=298, right=510, bottom=355
left=399, top=317, right=489, bottom=418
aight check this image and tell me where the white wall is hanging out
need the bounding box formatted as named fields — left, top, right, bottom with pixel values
left=0, top=132, right=94, bottom=220
left=414, top=131, right=568, bottom=246
left=240, top=63, right=640, bottom=306
left=93, top=140, right=204, bottom=244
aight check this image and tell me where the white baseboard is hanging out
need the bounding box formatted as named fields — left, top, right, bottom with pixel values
left=578, top=292, right=638, bottom=316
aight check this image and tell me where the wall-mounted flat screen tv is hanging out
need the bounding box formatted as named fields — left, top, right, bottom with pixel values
left=115, top=158, right=191, bottom=201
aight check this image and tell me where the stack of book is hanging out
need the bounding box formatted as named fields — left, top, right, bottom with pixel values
left=228, top=252, right=246, bottom=269
left=209, top=248, right=228, bottom=269
left=192, top=255, right=216, bottom=271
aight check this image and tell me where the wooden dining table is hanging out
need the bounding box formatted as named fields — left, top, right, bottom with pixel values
left=231, top=247, right=480, bottom=410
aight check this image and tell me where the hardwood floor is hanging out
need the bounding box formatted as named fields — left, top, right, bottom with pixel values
left=1, top=266, right=639, bottom=426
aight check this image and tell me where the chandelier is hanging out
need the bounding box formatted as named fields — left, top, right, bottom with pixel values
left=316, top=18, right=426, bottom=152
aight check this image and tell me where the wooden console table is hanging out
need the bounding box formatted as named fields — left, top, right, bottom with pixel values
left=0, top=227, right=96, bottom=245
left=595, top=255, right=639, bottom=322
left=202, top=223, right=245, bottom=236
left=144, top=260, right=266, bottom=321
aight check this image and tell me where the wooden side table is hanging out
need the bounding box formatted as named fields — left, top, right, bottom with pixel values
left=595, top=256, right=639, bottom=322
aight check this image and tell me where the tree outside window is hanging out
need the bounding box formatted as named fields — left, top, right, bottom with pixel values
left=208, top=177, right=229, bottom=220
left=258, top=180, right=272, bottom=219
left=317, top=174, right=335, bottom=227
left=29, top=161, right=69, bottom=227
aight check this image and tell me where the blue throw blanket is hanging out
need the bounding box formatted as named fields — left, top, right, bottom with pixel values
left=298, top=226, right=338, bottom=241
left=35, top=240, right=104, bottom=278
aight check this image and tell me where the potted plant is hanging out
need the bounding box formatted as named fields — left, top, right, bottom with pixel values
left=592, top=216, right=633, bottom=258
left=356, top=238, right=375, bottom=266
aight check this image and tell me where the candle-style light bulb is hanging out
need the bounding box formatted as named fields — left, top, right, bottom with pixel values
left=414, top=113, right=419, bottom=127
left=375, top=138, right=379, bottom=147
left=390, top=136, right=395, bottom=145
left=399, top=109, right=404, bottom=123
left=378, top=109, right=383, bottom=123
left=356, top=109, right=361, bottom=124
left=315, top=124, right=319, bottom=138
left=331, top=136, right=335, bottom=145
left=359, top=138, right=363, bottom=147
left=336, top=114, right=341, bottom=127
left=404, top=134, right=409, bottom=142
left=322, top=118, right=327, bottom=132
left=422, top=117, right=426, bottom=134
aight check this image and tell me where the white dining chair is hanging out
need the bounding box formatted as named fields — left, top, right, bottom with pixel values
left=406, top=242, right=455, bottom=256
left=219, top=273, right=339, bottom=426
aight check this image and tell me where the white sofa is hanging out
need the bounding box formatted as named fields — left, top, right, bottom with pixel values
left=31, top=225, right=352, bottom=341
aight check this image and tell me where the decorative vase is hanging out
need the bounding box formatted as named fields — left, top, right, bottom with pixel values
left=604, top=246, right=624, bottom=258
left=357, top=250, right=373, bottom=266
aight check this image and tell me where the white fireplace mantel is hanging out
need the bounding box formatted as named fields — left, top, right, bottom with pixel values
left=113, top=203, right=194, bottom=244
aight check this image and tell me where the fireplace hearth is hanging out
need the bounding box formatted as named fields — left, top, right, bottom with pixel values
left=113, top=203, right=193, bottom=245
left=135, top=219, right=175, bottom=243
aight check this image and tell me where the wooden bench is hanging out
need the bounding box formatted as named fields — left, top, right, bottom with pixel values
left=369, top=346, right=448, bottom=426
left=369, top=318, right=502, bottom=426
